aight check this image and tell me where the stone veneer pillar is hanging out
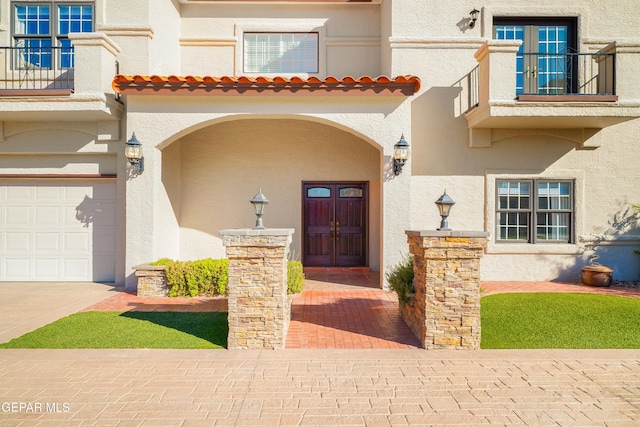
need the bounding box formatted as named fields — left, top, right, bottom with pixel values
left=220, top=228, right=294, bottom=350
left=403, top=230, right=489, bottom=350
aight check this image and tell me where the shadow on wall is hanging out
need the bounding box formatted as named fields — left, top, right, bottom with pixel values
left=409, top=86, right=576, bottom=177
left=532, top=203, right=640, bottom=282
left=532, top=253, right=584, bottom=283
left=583, top=203, right=640, bottom=280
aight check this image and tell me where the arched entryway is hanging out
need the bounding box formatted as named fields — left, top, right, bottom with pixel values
left=159, top=117, right=383, bottom=274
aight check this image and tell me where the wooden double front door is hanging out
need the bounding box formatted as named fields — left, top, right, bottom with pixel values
left=303, top=182, right=367, bottom=267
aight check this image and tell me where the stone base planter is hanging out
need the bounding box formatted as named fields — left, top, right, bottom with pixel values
left=581, top=265, right=613, bottom=287
left=134, top=265, right=169, bottom=296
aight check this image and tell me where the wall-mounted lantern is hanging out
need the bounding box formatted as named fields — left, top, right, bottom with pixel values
left=435, top=190, right=456, bottom=231
left=125, top=132, right=144, bottom=175
left=469, top=8, right=480, bottom=29
left=393, top=134, right=410, bottom=176
left=250, top=189, right=269, bottom=229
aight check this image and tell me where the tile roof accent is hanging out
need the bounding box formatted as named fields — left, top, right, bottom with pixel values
left=112, top=75, right=421, bottom=96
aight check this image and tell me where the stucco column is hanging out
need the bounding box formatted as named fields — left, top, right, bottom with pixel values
left=68, top=33, right=120, bottom=94
left=403, top=230, right=489, bottom=350
left=599, top=41, right=640, bottom=100
left=221, top=228, right=294, bottom=350
left=474, top=40, right=522, bottom=103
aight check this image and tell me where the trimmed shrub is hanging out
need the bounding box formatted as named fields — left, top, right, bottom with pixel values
left=287, top=260, right=305, bottom=294
left=386, top=255, right=414, bottom=306
left=151, top=258, right=303, bottom=297
left=152, top=258, right=229, bottom=297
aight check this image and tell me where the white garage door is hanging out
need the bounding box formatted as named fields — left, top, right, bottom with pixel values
left=0, top=180, right=116, bottom=281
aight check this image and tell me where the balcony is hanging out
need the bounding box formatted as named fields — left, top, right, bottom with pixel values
left=0, top=46, right=74, bottom=95
left=464, top=40, right=640, bottom=148
left=0, top=33, right=124, bottom=124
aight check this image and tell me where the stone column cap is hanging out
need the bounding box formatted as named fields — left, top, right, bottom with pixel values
left=406, top=230, right=490, bottom=238
left=220, top=228, right=295, bottom=237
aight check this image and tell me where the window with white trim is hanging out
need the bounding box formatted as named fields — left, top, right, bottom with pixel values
left=243, top=32, right=319, bottom=73
left=12, top=2, right=94, bottom=69
left=496, top=179, right=573, bottom=243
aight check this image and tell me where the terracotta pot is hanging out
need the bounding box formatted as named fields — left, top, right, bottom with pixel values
left=581, top=265, right=613, bottom=287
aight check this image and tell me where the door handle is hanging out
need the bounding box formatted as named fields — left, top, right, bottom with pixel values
left=525, top=66, right=530, bottom=79
left=532, top=66, right=538, bottom=78
left=329, top=221, right=335, bottom=238
left=336, top=221, right=340, bottom=238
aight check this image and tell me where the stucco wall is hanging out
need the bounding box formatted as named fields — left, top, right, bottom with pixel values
left=391, top=0, right=640, bottom=281
left=179, top=3, right=380, bottom=77
left=3, top=0, right=640, bottom=286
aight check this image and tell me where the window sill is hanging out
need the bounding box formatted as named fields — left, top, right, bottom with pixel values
left=486, top=242, right=581, bottom=255
left=0, top=89, right=72, bottom=97
left=517, top=94, right=618, bottom=102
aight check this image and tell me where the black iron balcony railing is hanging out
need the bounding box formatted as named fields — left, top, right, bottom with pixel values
left=0, top=46, right=74, bottom=91
left=519, top=51, right=615, bottom=96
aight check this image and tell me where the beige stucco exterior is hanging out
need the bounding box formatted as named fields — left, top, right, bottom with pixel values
left=1, top=0, right=640, bottom=287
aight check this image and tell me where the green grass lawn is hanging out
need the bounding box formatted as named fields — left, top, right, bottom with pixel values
left=0, top=311, right=228, bottom=349
left=481, top=293, right=640, bottom=349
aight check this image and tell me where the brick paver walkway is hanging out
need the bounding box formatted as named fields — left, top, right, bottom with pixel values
left=82, top=291, right=227, bottom=312
left=482, top=280, right=640, bottom=298
left=286, top=289, right=420, bottom=349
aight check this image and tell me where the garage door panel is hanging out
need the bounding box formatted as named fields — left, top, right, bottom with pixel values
left=36, top=186, right=63, bottom=200
left=93, top=202, right=116, bottom=226
left=5, top=207, right=31, bottom=226
left=5, top=186, right=32, bottom=201
left=34, top=259, right=61, bottom=279
left=35, top=233, right=61, bottom=252
left=92, top=184, right=116, bottom=199
left=63, top=259, right=91, bottom=280
left=6, top=232, right=31, bottom=251
left=0, top=181, right=116, bottom=282
left=64, top=233, right=90, bottom=252
left=5, top=258, right=31, bottom=280
left=65, top=186, right=92, bottom=199
left=94, top=229, right=115, bottom=254
left=35, top=206, right=62, bottom=226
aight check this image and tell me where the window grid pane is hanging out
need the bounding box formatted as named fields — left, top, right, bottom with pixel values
left=495, top=25, right=525, bottom=94
left=58, top=5, right=93, bottom=35
left=537, top=26, right=569, bottom=94
left=13, top=3, right=93, bottom=70
left=537, top=181, right=571, bottom=211
left=16, top=38, right=53, bottom=69
left=537, top=212, right=570, bottom=242
left=244, top=33, right=318, bottom=73
left=497, top=180, right=530, bottom=211
left=497, top=180, right=532, bottom=242
left=498, top=212, right=529, bottom=241
left=15, top=5, right=50, bottom=35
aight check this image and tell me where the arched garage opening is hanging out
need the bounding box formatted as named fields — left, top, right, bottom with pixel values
left=160, top=117, right=382, bottom=274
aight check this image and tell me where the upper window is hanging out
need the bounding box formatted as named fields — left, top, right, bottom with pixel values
left=12, top=2, right=94, bottom=69
left=496, top=179, right=573, bottom=244
left=494, top=18, right=577, bottom=95
left=243, top=32, right=319, bottom=73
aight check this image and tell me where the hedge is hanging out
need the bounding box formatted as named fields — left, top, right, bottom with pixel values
left=152, top=258, right=305, bottom=297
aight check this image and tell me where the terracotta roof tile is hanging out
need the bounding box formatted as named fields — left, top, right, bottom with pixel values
left=112, top=75, right=421, bottom=96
